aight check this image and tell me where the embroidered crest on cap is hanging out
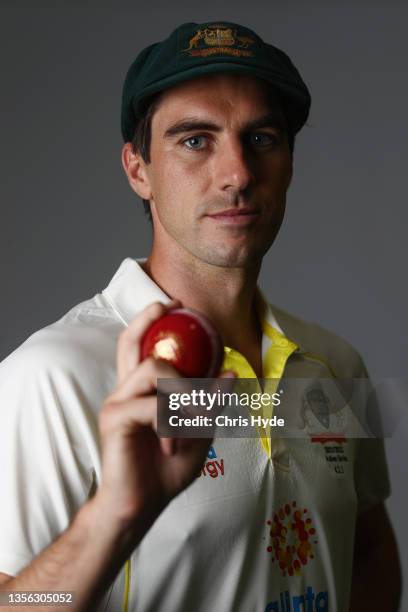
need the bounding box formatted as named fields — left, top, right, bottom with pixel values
left=183, top=24, right=255, bottom=58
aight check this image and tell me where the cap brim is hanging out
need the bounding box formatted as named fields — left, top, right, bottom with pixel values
left=125, top=61, right=310, bottom=139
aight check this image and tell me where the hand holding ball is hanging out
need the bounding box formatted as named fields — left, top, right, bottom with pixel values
left=141, top=307, right=224, bottom=377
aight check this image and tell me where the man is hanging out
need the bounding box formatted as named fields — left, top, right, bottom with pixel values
left=0, top=21, right=401, bottom=611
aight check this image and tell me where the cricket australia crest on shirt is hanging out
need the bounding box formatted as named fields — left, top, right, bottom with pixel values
left=183, top=24, right=255, bottom=58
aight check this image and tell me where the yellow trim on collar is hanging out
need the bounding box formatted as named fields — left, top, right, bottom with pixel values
left=122, top=558, right=131, bottom=612
left=222, top=299, right=298, bottom=457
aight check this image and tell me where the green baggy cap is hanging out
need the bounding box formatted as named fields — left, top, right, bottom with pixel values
left=121, top=21, right=311, bottom=141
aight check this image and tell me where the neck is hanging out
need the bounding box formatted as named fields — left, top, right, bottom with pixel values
left=141, top=244, right=263, bottom=352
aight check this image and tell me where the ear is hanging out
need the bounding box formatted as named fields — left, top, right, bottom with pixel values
left=121, top=142, right=153, bottom=200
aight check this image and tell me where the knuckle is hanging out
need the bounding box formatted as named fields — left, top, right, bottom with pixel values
left=99, top=398, right=140, bottom=432
left=145, top=357, right=180, bottom=378
left=142, top=356, right=158, bottom=372
left=99, top=401, right=118, bottom=431
left=101, top=399, right=123, bottom=418
left=146, top=301, right=166, bottom=319
left=143, top=356, right=174, bottom=375
left=155, top=358, right=180, bottom=378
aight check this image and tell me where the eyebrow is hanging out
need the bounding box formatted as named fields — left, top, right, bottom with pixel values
left=164, top=118, right=221, bottom=138
left=163, top=113, right=287, bottom=139
left=245, top=113, right=287, bottom=133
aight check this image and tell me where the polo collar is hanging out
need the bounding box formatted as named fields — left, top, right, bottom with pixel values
left=102, top=257, right=172, bottom=325
left=102, top=257, right=295, bottom=345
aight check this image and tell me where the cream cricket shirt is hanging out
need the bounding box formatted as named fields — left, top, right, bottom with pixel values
left=0, top=258, right=390, bottom=611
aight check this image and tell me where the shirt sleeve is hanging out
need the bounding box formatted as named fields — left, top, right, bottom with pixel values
left=0, top=339, right=97, bottom=576
left=353, top=364, right=391, bottom=515
left=354, top=437, right=391, bottom=515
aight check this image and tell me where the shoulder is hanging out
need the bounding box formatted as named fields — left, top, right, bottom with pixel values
left=0, top=291, right=123, bottom=404
left=271, top=303, right=368, bottom=378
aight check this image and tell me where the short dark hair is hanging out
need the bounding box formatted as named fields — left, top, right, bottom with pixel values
left=131, top=85, right=295, bottom=224
left=131, top=93, right=164, bottom=223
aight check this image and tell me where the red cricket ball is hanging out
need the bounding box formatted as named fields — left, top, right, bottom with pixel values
left=140, top=307, right=224, bottom=377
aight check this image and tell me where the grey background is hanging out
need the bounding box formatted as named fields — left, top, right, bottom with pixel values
left=1, top=0, right=407, bottom=605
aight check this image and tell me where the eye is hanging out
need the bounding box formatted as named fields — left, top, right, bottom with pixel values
left=182, top=135, right=207, bottom=150
left=249, top=132, right=280, bottom=148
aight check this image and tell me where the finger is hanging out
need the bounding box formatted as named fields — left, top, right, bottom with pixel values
left=101, top=397, right=197, bottom=461
left=159, top=436, right=177, bottom=456
left=208, top=369, right=237, bottom=395
left=108, top=357, right=181, bottom=403
left=101, top=393, right=182, bottom=458
left=117, top=298, right=181, bottom=384
left=100, top=395, right=159, bottom=435
left=161, top=370, right=238, bottom=421
left=219, top=370, right=237, bottom=379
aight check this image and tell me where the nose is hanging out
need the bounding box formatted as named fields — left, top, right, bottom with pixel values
left=215, top=137, right=254, bottom=194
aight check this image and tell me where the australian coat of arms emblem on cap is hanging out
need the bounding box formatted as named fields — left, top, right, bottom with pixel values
left=183, top=24, right=255, bottom=58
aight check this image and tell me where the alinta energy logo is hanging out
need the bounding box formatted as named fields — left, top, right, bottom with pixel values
left=199, top=445, right=225, bottom=479
left=266, top=501, right=318, bottom=577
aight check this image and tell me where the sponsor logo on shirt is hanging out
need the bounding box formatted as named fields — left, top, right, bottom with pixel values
left=266, top=501, right=318, bottom=577
left=265, top=586, right=328, bottom=611
left=199, top=445, right=225, bottom=479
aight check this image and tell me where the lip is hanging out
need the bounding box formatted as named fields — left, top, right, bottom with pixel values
left=208, top=207, right=259, bottom=217
left=206, top=208, right=260, bottom=225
